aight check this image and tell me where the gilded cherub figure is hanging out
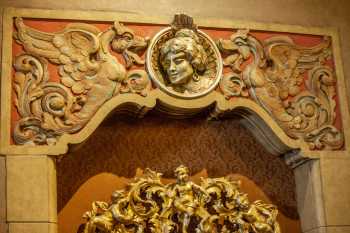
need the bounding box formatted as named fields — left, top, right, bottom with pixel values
left=82, top=191, right=123, bottom=233
left=165, top=165, right=212, bottom=233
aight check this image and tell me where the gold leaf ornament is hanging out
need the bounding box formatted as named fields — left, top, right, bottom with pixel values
left=81, top=166, right=280, bottom=233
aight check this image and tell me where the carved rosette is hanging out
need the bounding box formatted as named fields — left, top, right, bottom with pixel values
left=220, top=72, right=249, bottom=99
left=81, top=166, right=280, bottom=233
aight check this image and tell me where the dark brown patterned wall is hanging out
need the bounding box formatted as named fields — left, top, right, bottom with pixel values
left=57, top=113, right=298, bottom=219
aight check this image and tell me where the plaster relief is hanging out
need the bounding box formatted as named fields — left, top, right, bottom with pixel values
left=146, top=14, right=222, bottom=99
left=7, top=12, right=345, bottom=153
left=13, top=18, right=150, bottom=145
left=217, top=30, right=343, bottom=150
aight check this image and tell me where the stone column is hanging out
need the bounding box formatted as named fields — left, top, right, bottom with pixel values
left=6, top=155, right=57, bottom=233
left=294, top=157, right=350, bottom=233
left=0, top=155, right=7, bottom=233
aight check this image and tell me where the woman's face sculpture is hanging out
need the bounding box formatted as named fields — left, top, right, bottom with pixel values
left=163, top=51, right=194, bottom=85
left=160, top=30, right=207, bottom=87
left=147, top=23, right=222, bottom=98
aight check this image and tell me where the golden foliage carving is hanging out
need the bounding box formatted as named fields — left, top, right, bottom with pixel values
left=81, top=166, right=280, bottom=233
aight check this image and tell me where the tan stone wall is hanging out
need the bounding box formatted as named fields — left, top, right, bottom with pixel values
left=0, top=156, right=7, bottom=233
left=1, top=0, right=350, bottom=109
left=1, top=1, right=350, bottom=233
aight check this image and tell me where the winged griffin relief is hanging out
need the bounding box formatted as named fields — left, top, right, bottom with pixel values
left=217, top=30, right=343, bottom=150
left=13, top=18, right=150, bottom=145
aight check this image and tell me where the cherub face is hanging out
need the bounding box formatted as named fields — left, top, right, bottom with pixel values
left=163, top=51, right=194, bottom=85
left=176, top=167, right=189, bottom=183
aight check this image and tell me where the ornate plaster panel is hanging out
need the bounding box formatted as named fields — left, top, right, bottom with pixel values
left=1, top=8, right=350, bottom=159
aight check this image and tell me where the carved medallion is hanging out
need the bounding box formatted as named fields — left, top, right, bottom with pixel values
left=146, top=14, right=223, bottom=99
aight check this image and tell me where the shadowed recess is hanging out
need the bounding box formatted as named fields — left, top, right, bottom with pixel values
left=57, top=113, right=298, bottom=219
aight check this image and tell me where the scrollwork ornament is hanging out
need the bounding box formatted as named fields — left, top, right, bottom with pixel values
left=120, top=70, right=151, bottom=97
left=13, top=18, right=149, bottom=145
left=220, top=72, right=249, bottom=99
left=81, top=166, right=281, bottom=233
left=217, top=29, right=344, bottom=150
left=13, top=54, right=76, bottom=145
left=11, top=16, right=345, bottom=150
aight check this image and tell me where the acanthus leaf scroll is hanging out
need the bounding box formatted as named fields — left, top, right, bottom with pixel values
left=81, top=165, right=281, bottom=233
left=217, top=29, right=344, bottom=150
left=13, top=18, right=150, bottom=145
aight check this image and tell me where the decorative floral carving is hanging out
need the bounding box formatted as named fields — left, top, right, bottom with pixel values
left=81, top=166, right=280, bottom=233
left=13, top=18, right=149, bottom=145
left=220, top=72, right=249, bottom=99
left=217, top=30, right=343, bottom=150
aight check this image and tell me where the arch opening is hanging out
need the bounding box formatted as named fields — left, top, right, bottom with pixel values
left=57, top=113, right=301, bottom=233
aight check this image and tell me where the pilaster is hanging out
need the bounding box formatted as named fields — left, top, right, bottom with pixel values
left=6, top=155, right=57, bottom=233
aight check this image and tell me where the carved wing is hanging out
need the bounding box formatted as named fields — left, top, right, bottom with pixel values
left=15, top=17, right=101, bottom=95
left=15, top=17, right=100, bottom=61
left=264, top=36, right=330, bottom=70
left=13, top=18, right=104, bottom=144
left=264, top=36, right=331, bottom=98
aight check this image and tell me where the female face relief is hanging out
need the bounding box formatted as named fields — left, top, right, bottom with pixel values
left=163, top=51, right=194, bottom=85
